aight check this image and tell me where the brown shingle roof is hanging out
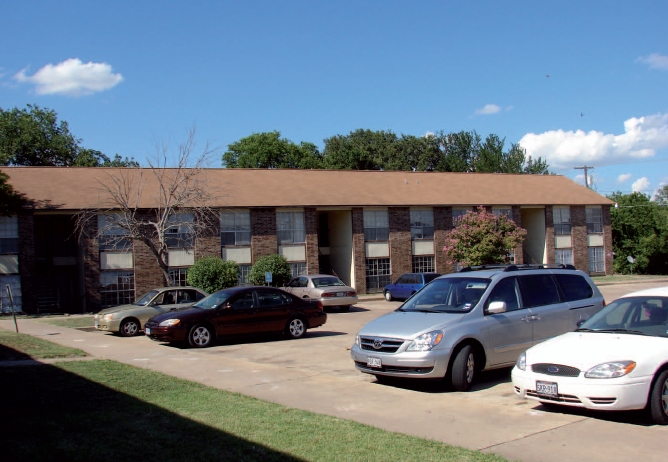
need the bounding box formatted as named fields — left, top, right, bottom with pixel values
left=2, top=167, right=613, bottom=210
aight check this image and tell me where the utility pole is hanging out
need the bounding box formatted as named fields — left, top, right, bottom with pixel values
left=574, top=166, right=594, bottom=188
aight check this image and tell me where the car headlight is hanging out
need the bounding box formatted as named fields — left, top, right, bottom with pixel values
left=355, top=335, right=360, bottom=347
left=406, top=331, right=444, bottom=351
left=585, top=361, right=636, bottom=379
left=103, top=314, right=114, bottom=321
left=516, top=352, right=526, bottom=371
left=159, top=319, right=181, bottom=327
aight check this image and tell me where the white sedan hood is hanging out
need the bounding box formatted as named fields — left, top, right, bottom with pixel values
left=526, top=331, right=668, bottom=371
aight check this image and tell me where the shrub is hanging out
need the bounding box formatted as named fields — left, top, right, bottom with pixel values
left=186, top=256, right=239, bottom=293
left=248, top=254, right=292, bottom=287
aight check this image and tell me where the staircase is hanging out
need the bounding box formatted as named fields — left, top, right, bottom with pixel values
left=36, top=286, right=60, bottom=314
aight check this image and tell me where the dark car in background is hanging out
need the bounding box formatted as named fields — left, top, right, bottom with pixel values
left=383, top=272, right=441, bottom=301
left=144, top=286, right=327, bottom=348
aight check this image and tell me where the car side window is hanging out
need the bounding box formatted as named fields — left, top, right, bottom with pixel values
left=397, top=275, right=409, bottom=284
left=231, top=292, right=255, bottom=310
left=288, top=278, right=300, bottom=288
left=159, top=291, right=177, bottom=305
left=299, top=277, right=309, bottom=288
left=257, top=290, right=287, bottom=307
left=177, top=290, right=196, bottom=303
left=409, top=274, right=420, bottom=284
left=553, top=274, right=593, bottom=302
left=518, top=275, right=561, bottom=308
left=486, top=277, right=520, bottom=312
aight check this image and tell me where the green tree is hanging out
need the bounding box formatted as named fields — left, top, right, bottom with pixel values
left=186, top=256, right=239, bottom=293
left=322, top=129, right=398, bottom=170
left=609, top=191, right=668, bottom=275
left=248, top=254, right=292, bottom=287
left=442, top=207, right=527, bottom=266
left=0, top=171, right=25, bottom=216
left=223, top=131, right=324, bottom=169
left=654, top=184, right=668, bottom=205
left=0, top=105, right=137, bottom=167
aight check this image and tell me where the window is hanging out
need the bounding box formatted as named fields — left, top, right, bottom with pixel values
left=588, top=247, right=605, bottom=273
left=586, top=207, right=603, bottom=234
left=257, top=290, right=292, bottom=307
left=553, top=207, right=571, bottom=235
left=410, top=209, right=434, bottom=239
left=493, top=208, right=512, bottom=220
left=451, top=208, right=470, bottom=227
left=0, top=216, right=19, bottom=254
left=220, top=211, right=251, bottom=246
left=486, top=277, right=520, bottom=312
left=555, top=249, right=573, bottom=265
left=290, top=262, right=307, bottom=277
left=166, top=213, right=194, bottom=248
left=412, top=256, right=435, bottom=273
left=553, top=274, right=593, bottom=302
left=238, top=265, right=251, bottom=285
left=518, top=275, right=561, bottom=307
left=168, top=268, right=189, bottom=287
left=98, top=214, right=131, bottom=251
left=0, top=275, right=21, bottom=313
left=231, top=291, right=255, bottom=310
left=277, top=211, right=305, bottom=244
left=366, top=258, right=391, bottom=293
left=100, top=270, right=135, bottom=308
left=364, top=210, right=389, bottom=241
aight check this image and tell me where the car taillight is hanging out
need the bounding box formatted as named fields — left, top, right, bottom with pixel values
left=317, top=301, right=324, bottom=310
left=346, top=291, right=356, bottom=297
left=322, top=292, right=335, bottom=298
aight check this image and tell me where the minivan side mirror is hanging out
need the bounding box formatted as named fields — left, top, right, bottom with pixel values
left=487, top=301, right=507, bottom=314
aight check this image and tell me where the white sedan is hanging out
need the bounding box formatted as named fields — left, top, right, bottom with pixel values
left=512, top=286, right=668, bottom=424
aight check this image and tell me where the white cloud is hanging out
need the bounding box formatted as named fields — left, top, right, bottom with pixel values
left=632, top=177, right=650, bottom=193
left=519, top=113, right=668, bottom=171
left=637, top=53, right=668, bottom=71
left=14, top=58, right=123, bottom=97
left=617, top=173, right=632, bottom=183
left=474, top=104, right=501, bottom=115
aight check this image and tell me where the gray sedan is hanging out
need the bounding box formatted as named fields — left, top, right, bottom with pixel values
left=283, top=274, right=358, bottom=311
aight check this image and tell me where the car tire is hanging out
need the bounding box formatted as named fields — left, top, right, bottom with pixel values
left=384, top=291, right=393, bottom=302
left=188, top=324, right=214, bottom=348
left=285, top=317, right=307, bottom=339
left=451, top=345, right=475, bottom=391
left=339, top=305, right=351, bottom=312
left=118, top=318, right=140, bottom=337
left=649, top=369, right=668, bottom=425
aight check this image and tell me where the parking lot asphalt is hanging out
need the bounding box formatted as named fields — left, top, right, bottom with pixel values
left=2, top=280, right=668, bottom=462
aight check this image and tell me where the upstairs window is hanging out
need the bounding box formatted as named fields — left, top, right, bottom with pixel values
left=0, top=216, right=19, bottom=254
left=277, top=211, right=305, bottom=245
left=166, top=212, right=195, bottom=248
left=98, top=214, right=131, bottom=251
left=451, top=208, right=471, bottom=227
left=220, top=211, right=251, bottom=246
left=553, top=207, right=572, bottom=235
left=410, top=209, right=434, bottom=240
left=492, top=208, right=512, bottom=220
left=586, top=207, right=603, bottom=234
left=364, top=210, right=389, bottom=241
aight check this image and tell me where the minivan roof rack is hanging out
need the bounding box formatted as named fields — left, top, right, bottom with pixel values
left=458, top=263, right=576, bottom=273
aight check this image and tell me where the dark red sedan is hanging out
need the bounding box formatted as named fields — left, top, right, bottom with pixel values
left=144, top=286, right=327, bottom=348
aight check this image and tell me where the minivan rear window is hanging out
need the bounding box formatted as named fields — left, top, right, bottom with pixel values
left=399, top=277, right=490, bottom=313
left=554, top=274, right=593, bottom=302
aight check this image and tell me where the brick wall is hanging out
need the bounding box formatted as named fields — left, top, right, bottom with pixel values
left=351, top=207, right=366, bottom=294
left=195, top=212, right=221, bottom=259
left=545, top=205, right=555, bottom=264
left=17, top=213, right=37, bottom=313
left=82, top=219, right=101, bottom=312
left=512, top=206, right=524, bottom=265
left=389, top=207, right=412, bottom=278
left=571, top=206, right=588, bottom=272
left=305, top=207, right=319, bottom=274
left=603, top=205, right=613, bottom=275
left=434, top=206, right=455, bottom=274
left=251, top=208, right=277, bottom=263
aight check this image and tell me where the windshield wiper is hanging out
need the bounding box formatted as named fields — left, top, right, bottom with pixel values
left=577, top=327, right=649, bottom=335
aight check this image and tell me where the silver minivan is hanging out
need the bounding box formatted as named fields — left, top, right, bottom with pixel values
left=350, top=265, right=605, bottom=391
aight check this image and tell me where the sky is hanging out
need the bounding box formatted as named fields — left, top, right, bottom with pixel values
left=2, top=1, right=667, bottom=199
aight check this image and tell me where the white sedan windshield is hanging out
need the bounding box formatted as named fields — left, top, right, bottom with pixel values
left=579, top=296, right=668, bottom=337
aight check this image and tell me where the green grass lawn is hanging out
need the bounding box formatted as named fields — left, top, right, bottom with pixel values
left=0, top=330, right=88, bottom=360
left=0, top=335, right=508, bottom=462
left=36, top=314, right=95, bottom=328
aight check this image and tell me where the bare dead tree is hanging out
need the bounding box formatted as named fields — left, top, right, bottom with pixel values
left=75, top=128, right=220, bottom=286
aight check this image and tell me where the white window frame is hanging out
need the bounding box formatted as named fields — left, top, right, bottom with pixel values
left=364, top=209, right=389, bottom=242
left=166, top=212, right=195, bottom=249
left=100, top=270, right=135, bottom=308
left=0, top=215, right=19, bottom=255
left=555, top=248, right=573, bottom=265
left=98, top=213, right=131, bottom=251
left=553, top=207, right=572, bottom=235
left=410, top=208, right=434, bottom=240
left=220, top=210, right=251, bottom=246
left=588, top=246, right=605, bottom=273
left=366, top=257, right=391, bottom=292
left=277, top=211, right=305, bottom=245
left=168, top=267, right=190, bottom=287
left=451, top=208, right=471, bottom=227
left=586, top=207, right=603, bottom=234
left=412, top=255, right=435, bottom=273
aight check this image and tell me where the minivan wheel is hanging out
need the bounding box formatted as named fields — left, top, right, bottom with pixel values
left=188, top=324, right=213, bottom=348
left=384, top=291, right=393, bottom=302
left=118, top=318, right=140, bottom=337
left=451, top=345, right=475, bottom=391
left=649, top=369, right=668, bottom=424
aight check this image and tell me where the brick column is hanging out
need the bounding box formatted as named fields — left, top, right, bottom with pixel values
left=133, top=240, right=164, bottom=296
left=82, top=219, right=101, bottom=312
left=251, top=208, right=277, bottom=263
left=305, top=207, right=319, bottom=274
left=545, top=206, right=555, bottom=265
left=195, top=211, right=221, bottom=259
left=571, top=206, right=588, bottom=272
left=389, top=207, right=411, bottom=278
left=603, top=205, right=613, bottom=275
left=17, top=213, right=37, bottom=314
left=434, top=206, right=455, bottom=274
left=512, top=206, right=524, bottom=265
left=351, top=207, right=366, bottom=294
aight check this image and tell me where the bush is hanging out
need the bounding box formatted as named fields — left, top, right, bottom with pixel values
left=248, top=254, right=292, bottom=287
left=186, top=257, right=239, bottom=293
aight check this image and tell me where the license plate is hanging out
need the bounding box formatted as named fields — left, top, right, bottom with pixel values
left=336, top=292, right=344, bottom=297
left=367, top=356, right=382, bottom=368
left=145, top=328, right=151, bottom=335
left=536, top=380, right=558, bottom=397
